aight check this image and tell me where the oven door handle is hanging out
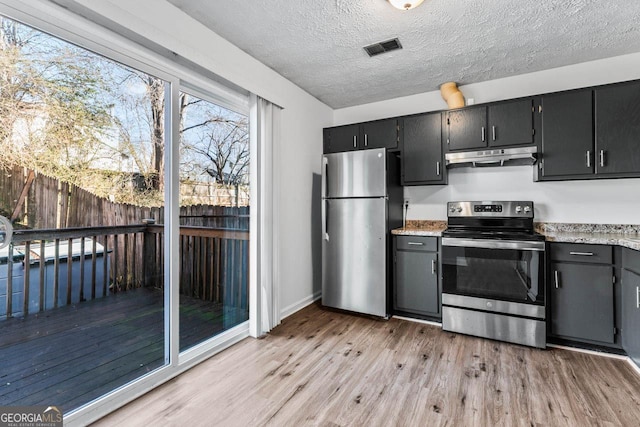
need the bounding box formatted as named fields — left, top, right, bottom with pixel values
left=441, top=238, right=545, bottom=251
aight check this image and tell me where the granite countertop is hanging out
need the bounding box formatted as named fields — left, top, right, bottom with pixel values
left=391, top=220, right=447, bottom=237
left=392, top=221, right=640, bottom=251
left=536, top=223, right=640, bottom=251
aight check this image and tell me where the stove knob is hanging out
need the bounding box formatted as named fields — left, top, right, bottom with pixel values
left=456, top=207, right=462, bottom=213
left=515, top=205, right=522, bottom=214
left=524, top=206, right=531, bottom=214
left=449, top=207, right=456, bottom=213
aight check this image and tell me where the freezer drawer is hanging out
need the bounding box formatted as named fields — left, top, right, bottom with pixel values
left=323, top=148, right=386, bottom=198
left=322, top=198, right=387, bottom=317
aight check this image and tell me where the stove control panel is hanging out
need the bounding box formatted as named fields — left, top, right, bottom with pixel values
left=447, top=201, right=534, bottom=218
left=474, top=204, right=503, bottom=213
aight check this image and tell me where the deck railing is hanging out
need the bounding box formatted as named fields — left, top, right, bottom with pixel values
left=144, top=224, right=250, bottom=309
left=1, top=223, right=249, bottom=319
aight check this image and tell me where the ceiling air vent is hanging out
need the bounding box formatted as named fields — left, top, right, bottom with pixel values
left=363, top=38, right=403, bottom=57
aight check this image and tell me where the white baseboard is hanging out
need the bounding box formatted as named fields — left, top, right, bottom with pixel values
left=546, top=343, right=628, bottom=360
left=280, top=291, right=322, bottom=319
left=628, top=357, right=640, bottom=376
left=392, top=315, right=442, bottom=328
left=390, top=320, right=640, bottom=376
left=547, top=343, right=640, bottom=377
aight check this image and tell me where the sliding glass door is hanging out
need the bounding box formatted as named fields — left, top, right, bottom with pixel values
left=0, top=15, right=168, bottom=412
left=177, top=90, right=250, bottom=352
left=0, top=3, right=254, bottom=422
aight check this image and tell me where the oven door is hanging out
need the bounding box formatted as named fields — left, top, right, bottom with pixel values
left=441, top=238, right=545, bottom=305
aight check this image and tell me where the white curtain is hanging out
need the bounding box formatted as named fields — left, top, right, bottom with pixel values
left=249, top=95, right=282, bottom=337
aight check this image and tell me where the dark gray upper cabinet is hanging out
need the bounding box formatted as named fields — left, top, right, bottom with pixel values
left=401, top=113, right=445, bottom=185
left=446, top=106, right=486, bottom=151
left=539, top=90, right=594, bottom=178
left=394, top=236, right=440, bottom=319
left=324, top=78, right=640, bottom=182
left=595, top=80, right=640, bottom=175
left=537, top=80, right=640, bottom=181
left=323, top=119, right=397, bottom=153
left=445, top=99, right=534, bottom=152
left=487, top=99, right=534, bottom=147
left=362, top=119, right=398, bottom=150
left=323, top=124, right=359, bottom=153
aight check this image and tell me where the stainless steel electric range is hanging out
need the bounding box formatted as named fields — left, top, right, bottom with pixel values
left=441, top=201, right=546, bottom=348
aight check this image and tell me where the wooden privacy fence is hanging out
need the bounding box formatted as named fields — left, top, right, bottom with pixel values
left=0, top=165, right=249, bottom=229
left=1, top=224, right=249, bottom=320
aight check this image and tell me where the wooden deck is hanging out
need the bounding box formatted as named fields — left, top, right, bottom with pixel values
left=0, top=287, right=247, bottom=412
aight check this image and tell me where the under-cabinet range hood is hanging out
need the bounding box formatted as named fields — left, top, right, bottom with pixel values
left=445, top=146, right=538, bottom=168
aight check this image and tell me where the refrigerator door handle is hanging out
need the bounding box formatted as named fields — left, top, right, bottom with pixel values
left=322, top=156, right=329, bottom=199
left=323, top=200, right=329, bottom=241
left=321, top=156, right=329, bottom=241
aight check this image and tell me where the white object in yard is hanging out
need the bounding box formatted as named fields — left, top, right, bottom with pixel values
left=27, top=238, right=107, bottom=263
left=0, top=216, right=12, bottom=250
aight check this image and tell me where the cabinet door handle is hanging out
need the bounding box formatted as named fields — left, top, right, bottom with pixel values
left=407, top=242, right=424, bottom=246
left=637, top=286, right=639, bottom=309
left=554, top=270, right=560, bottom=289
left=481, top=126, right=486, bottom=142
left=364, top=134, right=368, bottom=147
left=432, top=259, right=437, bottom=275
left=492, top=126, right=496, bottom=141
left=569, top=251, right=594, bottom=256
left=353, top=135, right=357, bottom=148
left=600, top=150, right=605, bottom=167
left=436, top=161, right=441, bottom=176
left=586, top=150, right=591, bottom=168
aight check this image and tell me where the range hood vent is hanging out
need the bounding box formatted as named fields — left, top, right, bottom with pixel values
left=445, top=146, right=538, bottom=168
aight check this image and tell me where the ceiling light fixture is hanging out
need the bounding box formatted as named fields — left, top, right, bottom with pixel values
left=388, top=0, right=425, bottom=10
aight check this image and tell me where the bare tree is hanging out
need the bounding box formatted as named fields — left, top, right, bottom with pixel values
left=0, top=16, right=250, bottom=208
left=179, top=96, right=249, bottom=187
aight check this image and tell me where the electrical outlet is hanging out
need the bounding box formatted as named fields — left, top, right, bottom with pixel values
left=404, top=199, right=410, bottom=207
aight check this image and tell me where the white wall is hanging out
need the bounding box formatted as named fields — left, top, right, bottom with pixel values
left=33, top=0, right=332, bottom=315
left=334, top=53, right=640, bottom=225
left=405, top=168, right=640, bottom=224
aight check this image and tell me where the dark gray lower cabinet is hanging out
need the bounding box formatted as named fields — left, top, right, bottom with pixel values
left=622, top=249, right=640, bottom=367
left=622, top=270, right=640, bottom=366
left=394, top=236, right=440, bottom=319
left=550, top=263, right=614, bottom=343
left=550, top=257, right=615, bottom=344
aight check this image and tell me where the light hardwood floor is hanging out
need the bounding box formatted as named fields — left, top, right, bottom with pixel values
left=94, top=303, right=640, bottom=426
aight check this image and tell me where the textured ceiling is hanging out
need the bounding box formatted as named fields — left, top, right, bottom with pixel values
left=167, top=0, right=640, bottom=109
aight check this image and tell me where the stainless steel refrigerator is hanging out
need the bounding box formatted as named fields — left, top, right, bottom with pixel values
left=321, top=147, right=402, bottom=317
